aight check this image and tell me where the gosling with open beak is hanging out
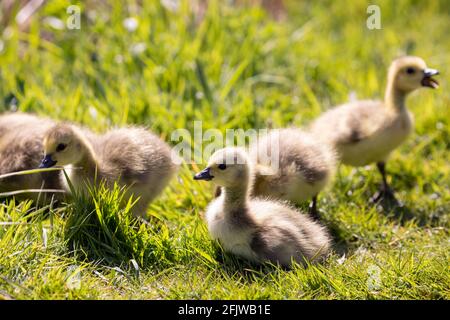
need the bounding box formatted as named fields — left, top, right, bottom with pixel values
left=421, top=68, right=439, bottom=89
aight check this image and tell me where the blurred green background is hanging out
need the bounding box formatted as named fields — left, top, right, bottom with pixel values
left=0, top=0, right=448, bottom=299
left=1, top=0, right=448, bottom=133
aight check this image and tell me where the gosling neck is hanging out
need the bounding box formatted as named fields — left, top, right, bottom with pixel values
left=221, top=173, right=253, bottom=213
left=384, top=81, right=408, bottom=112
left=73, top=131, right=98, bottom=178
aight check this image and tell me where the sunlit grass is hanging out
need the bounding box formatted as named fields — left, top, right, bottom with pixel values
left=0, top=0, right=448, bottom=299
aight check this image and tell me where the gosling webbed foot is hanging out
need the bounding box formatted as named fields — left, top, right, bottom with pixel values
left=370, top=161, right=402, bottom=206
left=370, top=185, right=398, bottom=204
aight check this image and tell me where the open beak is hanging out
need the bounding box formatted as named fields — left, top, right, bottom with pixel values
left=39, top=154, right=57, bottom=168
left=194, top=167, right=214, bottom=181
left=421, top=68, right=439, bottom=89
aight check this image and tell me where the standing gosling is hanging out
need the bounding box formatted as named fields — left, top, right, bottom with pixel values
left=0, top=112, right=63, bottom=203
left=40, top=123, right=178, bottom=218
left=194, top=148, right=331, bottom=267
left=310, top=56, right=439, bottom=202
left=249, top=128, right=336, bottom=219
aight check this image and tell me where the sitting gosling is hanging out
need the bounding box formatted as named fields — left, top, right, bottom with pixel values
left=194, top=148, right=331, bottom=267
left=248, top=128, right=336, bottom=219
left=0, top=112, right=63, bottom=203
left=310, top=56, right=439, bottom=202
left=39, top=123, right=179, bottom=218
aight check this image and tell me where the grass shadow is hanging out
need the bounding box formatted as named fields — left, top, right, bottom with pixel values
left=375, top=197, right=445, bottom=227
left=375, top=196, right=417, bottom=224
left=215, top=257, right=287, bottom=285
left=321, top=218, right=359, bottom=257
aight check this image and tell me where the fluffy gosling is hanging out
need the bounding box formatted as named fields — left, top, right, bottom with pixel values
left=310, top=56, right=439, bottom=202
left=248, top=128, right=336, bottom=219
left=0, top=112, right=63, bottom=203
left=40, top=123, right=178, bottom=218
left=194, top=148, right=332, bottom=267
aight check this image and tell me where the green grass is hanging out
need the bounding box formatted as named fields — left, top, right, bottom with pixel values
left=0, top=0, right=449, bottom=299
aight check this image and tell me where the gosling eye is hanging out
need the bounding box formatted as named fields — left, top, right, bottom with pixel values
left=56, top=143, right=67, bottom=152
left=406, top=67, right=416, bottom=75
left=218, top=164, right=227, bottom=170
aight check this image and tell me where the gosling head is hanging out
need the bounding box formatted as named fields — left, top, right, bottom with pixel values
left=388, top=56, right=439, bottom=93
left=193, top=148, right=251, bottom=188
left=39, top=124, right=84, bottom=168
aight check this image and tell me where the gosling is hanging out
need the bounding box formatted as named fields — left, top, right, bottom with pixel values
left=248, top=128, right=336, bottom=219
left=0, top=112, right=63, bottom=203
left=40, top=123, right=179, bottom=218
left=310, top=56, right=439, bottom=202
left=194, top=148, right=332, bottom=267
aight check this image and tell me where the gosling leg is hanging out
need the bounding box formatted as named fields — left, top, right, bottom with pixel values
left=370, top=162, right=396, bottom=203
left=308, top=195, right=319, bottom=220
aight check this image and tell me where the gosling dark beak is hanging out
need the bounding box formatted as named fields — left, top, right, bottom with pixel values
left=194, top=167, right=214, bottom=181
left=421, top=68, right=439, bottom=89
left=39, top=154, right=57, bottom=168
